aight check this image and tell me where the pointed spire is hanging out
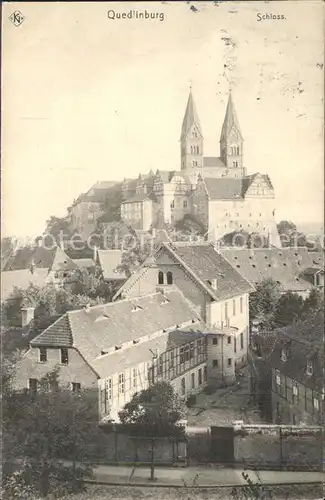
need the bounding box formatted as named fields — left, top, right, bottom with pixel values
left=220, top=93, right=243, bottom=142
left=180, top=89, right=202, bottom=140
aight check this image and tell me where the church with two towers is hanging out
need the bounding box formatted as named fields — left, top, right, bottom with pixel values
left=119, top=90, right=280, bottom=246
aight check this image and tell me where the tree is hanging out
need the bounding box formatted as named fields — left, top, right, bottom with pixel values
left=119, top=381, right=186, bottom=481
left=249, top=278, right=282, bottom=330
left=45, top=216, right=72, bottom=244
left=277, top=220, right=297, bottom=235
left=231, top=472, right=273, bottom=499
left=274, top=292, right=304, bottom=327
left=302, top=287, right=324, bottom=316
left=2, top=369, right=104, bottom=498
left=99, top=185, right=123, bottom=223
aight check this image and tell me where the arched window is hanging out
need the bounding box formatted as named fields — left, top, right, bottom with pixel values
left=167, top=271, right=173, bottom=285
left=196, top=145, right=199, bottom=154
left=190, top=146, right=193, bottom=154
left=158, top=271, right=164, bottom=285
left=237, top=146, right=240, bottom=155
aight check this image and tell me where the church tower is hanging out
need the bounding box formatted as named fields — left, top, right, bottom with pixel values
left=180, top=90, right=203, bottom=183
left=220, top=93, right=244, bottom=170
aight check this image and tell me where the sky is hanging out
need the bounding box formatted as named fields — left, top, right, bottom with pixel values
left=2, top=1, right=324, bottom=238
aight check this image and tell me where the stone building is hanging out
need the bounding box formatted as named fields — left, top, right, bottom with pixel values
left=68, top=91, right=281, bottom=245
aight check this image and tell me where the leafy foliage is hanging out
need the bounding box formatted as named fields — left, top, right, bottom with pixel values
left=2, top=369, right=103, bottom=498
left=231, top=472, right=273, bottom=499
left=249, top=279, right=282, bottom=330
left=118, top=381, right=186, bottom=437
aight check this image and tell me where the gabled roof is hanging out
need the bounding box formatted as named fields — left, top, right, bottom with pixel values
left=242, top=173, right=274, bottom=193
left=220, top=93, right=243, bottom=142
left=71, top=181, right=118, bottom=206
left=180, top=90, right=202, bottom=140
left=1, top=268, right=49, bottom=302
left=30, top=290, right=203, bottom=378
left=220, top=247, right=322, bottom=293
left=4, top=245, right=77, bottom=273
left=203, top=177, right=243, bottom=200
left=114, top=242, right=254, bottom=302
left=97, top=249, right=126, bottom=280
left=203, top=157, right=227, bottom=168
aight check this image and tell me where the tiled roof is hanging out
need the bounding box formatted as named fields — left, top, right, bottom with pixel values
left=30, top=290, right=203, bottom=377
left=242, top=173, right=274, bottom=192
left=1, top=268, right=49, bottom=302
left=92, top=323, right=205, bottom=378
left=164, top=242, right=255, bottom=301
left=203, top=157, right=226, bottom=168
left=203, top=178, right=243, bottom=200
left=180, top=91, right=202, bottom=140
left=72, top=258, right=96, bottom=269
left=220, top=247, right=322, bottom=292
left=4, top=246, right=77, bottom=273
left=72, top=181, right=119, bottom=206
left=97, top=249, right=126, bottom=281
left=268, top=311, right=324, bottom=391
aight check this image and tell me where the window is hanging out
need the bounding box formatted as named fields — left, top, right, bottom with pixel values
left=158, top=271, right=164, bottom=285
left=306, top=359, right=313, bottom=376
left=227, top=336, right=232, bottom=344
left=166, top=271, right=173, bottom=285
left=72, top=382, right=81, bottom=392
left=240, top=332, right=244, bottom=350
left=232, top=299, right=236, bottom=316
left=203, top=366, right=207, bottom=382
left=212, top=337, right=218, bottom=345
left=170, top=201, right=175, bottom=209
left=234, top=337, right=237, bottom=354
left=313, top=396, right=319, bottom=410
left=292, top=381, right=298, bottom=401
left=61, top=348, right=69, bottom=365
left=183, top=200, right=188, bottom=209
left=227, top=358, right=232, bottom=367
left=281, top=348, right=288, bottom=362
left=184, top=345, right=190, bottom=362
left=107, top=378, right=113, bottom=399
left=29, top=378, right=38, bottom=395
left=198, top=369, right=202, bottom=385
left=213, top=359, right=218, bottom=368
left=133, top=368, right=137, bottom=388
left=191, top=373, right=195, bottom=389
left=275, top=369, right=281, bottom=385
left=190, top=342, right=194, bottom=359
left=181, top=377, right=186, bottom=395
left=180, top=347, right=185, bottom=364
left=39, top=348, right=47, bottom=363
left=170, top=350, right=174, bottom=368
left=118, top=373, right=124, bottom=394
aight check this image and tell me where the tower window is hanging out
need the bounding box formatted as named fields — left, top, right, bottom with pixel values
left=183, top=200, right=188, bottom=209
left=158, top=271, right=164, bottom=285
left=196, top=145, right=199, bottom=154
left=167, top=271, right=173, bottom=285
left=237, top=146, right=240, bottom=154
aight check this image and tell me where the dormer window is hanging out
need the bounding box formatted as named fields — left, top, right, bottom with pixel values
left=115, top=345, right=122, bottom=351
left=306, top=359, right=313, bottom=376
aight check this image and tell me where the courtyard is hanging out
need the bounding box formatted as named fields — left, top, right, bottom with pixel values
left=187, top=366, right=264, bottom=427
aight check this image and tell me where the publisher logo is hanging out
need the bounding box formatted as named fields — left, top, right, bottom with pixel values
left=9, top=10, right=25, bottom=27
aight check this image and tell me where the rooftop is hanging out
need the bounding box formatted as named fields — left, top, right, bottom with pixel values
left=97, top=249, right=126, bottom=281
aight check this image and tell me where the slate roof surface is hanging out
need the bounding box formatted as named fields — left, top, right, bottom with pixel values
left=1, top=268, right=49, bottom=302
left=220, top=93, right=243, bottom=141
left=3, top=246, right=35, bottom=271
left=203, top=177, right=243, bottom=200
left=97, top=250, right=126, bottom=280
left=203, top=157, right=226, bottom=168
left=220, top=247, right=323, bottom=292
left=30, top=290, right=203, bottom=377
left=180, top=91, right=202, bottom=140
left=72, top=181, right=119, bottom=206
left=164, top=242, right=255, bottom=301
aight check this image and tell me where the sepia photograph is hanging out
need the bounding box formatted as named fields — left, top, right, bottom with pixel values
left=1, top=1, right=324, bottom=499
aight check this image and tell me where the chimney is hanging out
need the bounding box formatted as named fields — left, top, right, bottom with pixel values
left=21, top=307, right=35, bottom=328
left=211, top=278, right=217, bottom=290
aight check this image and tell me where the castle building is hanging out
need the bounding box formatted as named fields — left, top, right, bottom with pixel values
left=119, top=91, right=281, bottom=246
